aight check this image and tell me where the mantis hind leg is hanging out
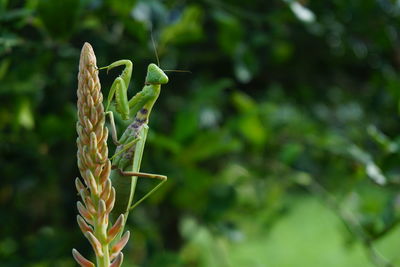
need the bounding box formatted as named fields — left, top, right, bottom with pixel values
left=118, top=170, right=167, bottom=180
left=117, top=170, right=167, bottom=210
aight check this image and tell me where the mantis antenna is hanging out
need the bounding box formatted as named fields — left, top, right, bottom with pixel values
left=164, top=70, right=192, bottom=73
left=150, top=28, right=191, bottom=74
left=150, top=28, right=160, bottom=67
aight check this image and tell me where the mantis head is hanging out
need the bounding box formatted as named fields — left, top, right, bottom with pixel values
left=145, top=63, right=169, bottom=85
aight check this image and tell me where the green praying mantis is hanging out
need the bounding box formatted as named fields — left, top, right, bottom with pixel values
left=98, top=59, right=169, bottom=220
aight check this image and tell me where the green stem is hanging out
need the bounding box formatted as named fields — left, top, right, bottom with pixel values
left=93, top=191, right=111, bottom=266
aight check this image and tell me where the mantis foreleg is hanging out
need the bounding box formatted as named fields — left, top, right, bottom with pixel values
left=106, top=77, right=128, bottom=116
left=99, top=60, right=133, bottom=120
left=105, top=111, right=120, bottom=145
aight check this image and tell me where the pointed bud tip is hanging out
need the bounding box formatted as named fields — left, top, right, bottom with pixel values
left=110, top=252, right=124, bottom=267
left=80, top=42, right=97, bottom=69
left=72, top=248, right=95, bottom=267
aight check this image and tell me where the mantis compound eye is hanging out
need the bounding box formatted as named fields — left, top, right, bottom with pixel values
left=145, top=63, right=169, bottom=85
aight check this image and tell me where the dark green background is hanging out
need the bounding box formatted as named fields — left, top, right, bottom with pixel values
left=2, top=0, right=400, bottom=266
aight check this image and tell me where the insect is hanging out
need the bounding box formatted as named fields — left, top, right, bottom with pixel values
left=99, top=60, right=169, bottom=219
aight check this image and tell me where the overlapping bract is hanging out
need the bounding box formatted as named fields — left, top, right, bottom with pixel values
left=74, top=42, right=129, bottom=267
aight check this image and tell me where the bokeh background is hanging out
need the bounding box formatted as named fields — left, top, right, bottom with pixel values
left=2, top=0, right=400, bottom=266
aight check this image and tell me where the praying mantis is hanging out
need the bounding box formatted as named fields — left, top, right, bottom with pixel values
left=98, top=60, right=169, bottom=220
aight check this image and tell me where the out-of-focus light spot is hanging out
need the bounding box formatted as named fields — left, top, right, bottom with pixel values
left=348, top=146, right=387, bottom=186
left=131, top=2, right=151, bottom=23
left=352, top=41, right=368, bottom=59
left=235, top=62, right=252, bottom=83
left=290, top=2, right=316, bottom=23
left=200, top=107, right=220, bottom=128
left=366, top=163, right=386, bottom=185
left=336, top=102, right=363, bottom=122
left=17, top=99, right=34, bottom=130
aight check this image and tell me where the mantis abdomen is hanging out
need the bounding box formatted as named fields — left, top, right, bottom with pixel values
left=110, top=169, right=133, bottom=218
left=110, top=120, right=147, bottom=219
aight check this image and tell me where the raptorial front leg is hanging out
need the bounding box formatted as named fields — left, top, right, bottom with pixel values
left=99, top=59, right=133, bottom=120
left=106, top=77, right=130, bottom=120
left=105, top=111, right=120, bottom=145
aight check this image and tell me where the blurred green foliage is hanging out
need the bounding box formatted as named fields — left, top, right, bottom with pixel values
left=2, top=0, right=400, bottom=266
